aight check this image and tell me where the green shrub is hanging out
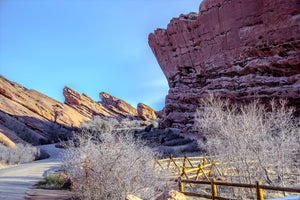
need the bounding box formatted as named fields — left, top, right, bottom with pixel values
left=36, top=172, right=67, bottom=189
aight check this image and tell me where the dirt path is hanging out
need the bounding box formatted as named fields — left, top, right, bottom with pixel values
left=0, top=144, right=63, bottom=200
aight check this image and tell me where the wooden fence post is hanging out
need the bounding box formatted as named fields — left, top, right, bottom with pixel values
left=86, top=158, right=89, bottom=178
left=256, top=181, right=264, bottom=200
left=211, top=178, right=217, bottom=200
left=195, top=164, right=202, bottom=181
left=183, top=154, right=187, bottom=168
left=168, top=155, right=172, bottom=169
left=178, top=177, right=184, bottom=192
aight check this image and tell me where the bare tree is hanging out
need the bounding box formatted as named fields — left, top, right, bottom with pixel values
left=61, top=119, right=170, bottom=200
left=194, top=95, right=299, bottom=198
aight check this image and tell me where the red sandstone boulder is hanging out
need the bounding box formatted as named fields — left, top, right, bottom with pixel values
left=149, top=0, right=300, bottom=130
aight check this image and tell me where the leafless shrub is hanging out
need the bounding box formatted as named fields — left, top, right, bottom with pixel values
left=0, top=143, right=40, bottom=165
left=61, top=124, right=170, bottom=199
left=194, top=95, right=299, bottom=198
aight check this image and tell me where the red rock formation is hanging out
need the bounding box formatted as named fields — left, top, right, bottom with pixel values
left=0, top=75, right=143, bottom=145
left=100, top=92, right=138, bottom=116
left=63, top=87, right=117, bottom=118
left=0, top=75, right=89, bottom=144
left=149, top=0, right=300, bottom=131
left=137, top=103, right=157, bottom=121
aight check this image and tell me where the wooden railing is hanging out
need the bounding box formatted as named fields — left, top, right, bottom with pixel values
left=176, top=178, right=300, bottom=200
left=156, top=155, right=300, bottom=200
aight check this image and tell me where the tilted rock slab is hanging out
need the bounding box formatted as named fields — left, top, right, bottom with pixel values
left=0, top=75, right=89, bottom=144
left=100, top=92, right=138, bottom=116
left=149, top=0, right=300, bottom=131
left=63, top=87, right=117, bottom=118
left=137, top=103, right=157, bottom=121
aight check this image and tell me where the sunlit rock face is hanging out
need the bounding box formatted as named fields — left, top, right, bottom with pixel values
left=137, top=103, right=157, bottom=121
left=149, top=0, right=300, bottom=131
left=100, top=92, right=138, bottom=117
left=0, top=75, right=89, bottom=145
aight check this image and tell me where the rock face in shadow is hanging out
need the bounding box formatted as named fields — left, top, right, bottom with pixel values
left=148, top=0, right=300, bottom=131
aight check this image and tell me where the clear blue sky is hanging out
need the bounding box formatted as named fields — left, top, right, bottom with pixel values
left=0, top=0, right=201, bottom=111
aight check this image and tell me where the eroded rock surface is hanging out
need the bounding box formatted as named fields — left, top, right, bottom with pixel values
left=0, top=75, right=148, bottom=145
left=149, top=0, right=300, bottom=131
left=137, top=103, right=157, bottom=121
left=100, top=92, right=138, bottom=116
left=63, top=87, right=117, bottom=118
left=0, top=75, right=88, bottom=144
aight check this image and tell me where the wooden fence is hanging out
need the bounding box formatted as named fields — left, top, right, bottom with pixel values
left=177, top=178, right=300, bottom=200
left=155, top=154, right=300, bottom=200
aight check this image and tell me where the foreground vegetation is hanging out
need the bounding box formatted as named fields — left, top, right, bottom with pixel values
left=0, top=143, right=47, bottom=165
left=61, top=117, right=169, bottom=200
left=195, top=96, right=299, bottom=198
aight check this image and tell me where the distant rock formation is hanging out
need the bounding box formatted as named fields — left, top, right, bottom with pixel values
left=63, top=87, right=117, bottom=118
left=0, top=75, right=89, bottom=145
left=100, top=92, right=138, bottom=116
left=149, top=0, right=300, bottom=131
left=137, top=103, right=157, bottom=121
left=0, top=75, right=157, bottom=145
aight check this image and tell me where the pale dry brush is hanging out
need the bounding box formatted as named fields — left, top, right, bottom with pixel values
left=61, top=128, right=170, bottom=200
left=194, top=95, right=299, bottom=198
left=0, top=143, right=40, bottom=165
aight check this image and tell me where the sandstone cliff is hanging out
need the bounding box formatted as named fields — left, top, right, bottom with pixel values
left=0, top=75, right=156, bottom=146
left=0, top=75, right=89, bottom=145
left=149, top=0, right=300, bottom=131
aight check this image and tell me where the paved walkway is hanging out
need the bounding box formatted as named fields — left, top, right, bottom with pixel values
left=0, top=144, right=63, bottom=200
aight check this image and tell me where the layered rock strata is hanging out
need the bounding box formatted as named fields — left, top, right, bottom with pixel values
left=0, top=75, right=89, bottom=144
left=149, top=0, right=300, bottom=131
left=0, top=75, right=157, bottom=145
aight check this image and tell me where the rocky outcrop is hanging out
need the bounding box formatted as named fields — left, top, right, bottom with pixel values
left=100, top=92, right=138, bottom=116
left=137, top=103, right=157, bottom=121
left=0, top=75, right=88, bottom=144
left=63, top=87, right=117, bottom=118
left=0, top=75, right=147, bottom=145
left=149, top=0, right=300, bottom=131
